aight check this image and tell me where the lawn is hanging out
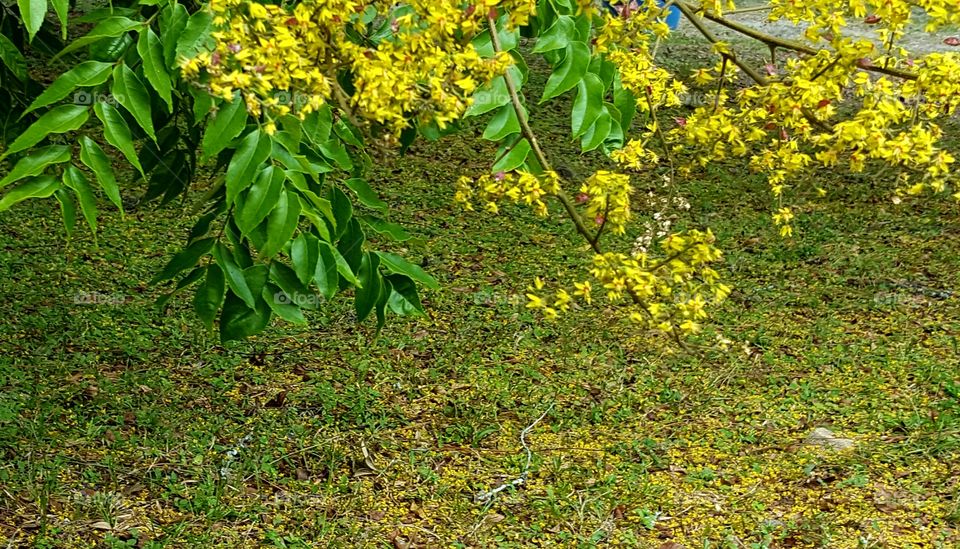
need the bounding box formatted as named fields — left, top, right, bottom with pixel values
left=1, top=37, right=959, bottom=549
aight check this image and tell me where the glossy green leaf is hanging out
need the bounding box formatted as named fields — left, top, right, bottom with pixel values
left=492, top=138, right=531, bottom=173
left=236, top=165, right=284, bottom=235
left=572, top=73, right=604, bottom=137
left=226, top=129, right=271, bottom=206
left=54, top=188, right=76, bottom=236
left=533, top=15, right=576, bottom=53
left=18, top=0, right=46, bottom=42
left=55, top=17, right=144, bottom=60
left=260, top=190, right=301, bottom=259
left=219, top=290, right=271, bottom=342
left=79, top=136, right=123, bottom=213
left=94, top=101, right=145, bottom=177
left=360, top=216, right=412, bottom=242
left=541, top=42, right=590, bottom=103
left=137, top=28, right=173, bottom=111
left=176, top=11, right=213, bottom=62
left=212, top=242, right=256, bottom=308
left=376, top=252, right=439, bottom=290
left=0, top=175, right=59, bottom=212
left=194, top=264, right=225, bottom=330
left=315, top=239, right=340, bottom=298
left=111, top=64, right=156, bottom=141
left=269, top=262, right=317, bottom=311
left=24, top=61, right=113, bottom=116
left=329, top=185, right=353, bottom=238
left=2, top=105, right=89, bottom=159
left=482, top=104, right=522, bottom=141
left=344, top=178, right=387, bottom=211
left=263, top=284, right=306, bottom=324
left=62, top=165, right=98, bottom=235
left=0, top=145, right=71, bottom=190
left=354, top=252, right=381, bottom=322
left=581, top=106, right=612, bottom=152
left=0, top=34, right=27, bottom=82
left=387, top=274, right=425, bottom=316
left=50, top=0, right=69, bottom=40
left=160, top=3, right=189, bottom=69
left=201, top=96, right=248, bottom=160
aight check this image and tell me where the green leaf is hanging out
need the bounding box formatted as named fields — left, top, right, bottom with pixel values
left=0, top=34, right=28, bottom=82
left=269, top=262, right=317, bottom=310
left=201, top=97, right=248, bottom=160
left=155, top=267, right=206, bottom=311
left=219, top=290, right=271, bottom=342
left=472, top=15, right=519, bottom=57
left=94, top=101, right=145, bottom=178
left=226, top=129, right=271, bottom=206
left=111, top=64, right=156, bottom=142
left=160, top=3, right=189, bottom=69
left=329, top=185, right=353, bottom=238
left=259, top=189, right=301, bottom=259
left=482, top=104, right=522, bottom=141
left=79, top=136, right=123, bottom=214
left=375, top=277, right=392, bottom=330
left=613, top=76, right=637, bottom=132
left=387, top=274, right=425, bottom=316
left=376, top=252, right=439, bottom=290
left=290, top=233, right=319, bottom=285
left=263, top=284, right=307, bottom=324
left=176, top=11, right=213, bottom=62
left=212, top=242, right=256, bottom=308
left=137, top=28, right=173, bottom=111
left=151, top=237, right=215, bottom=284
left=572, top=73, right=604, bottom=137
left=492, top=138, right=531, bottom=173
left=315, top=240, right=340, bottom=298
left=54, top=188, right=76, bottom=236
left=581, top=106, right=612, bottom=152
left=301, top=106, right=333, bottom=145
left=18, top=0, right=47, bottom=43
left=588, top=56, right=617, bottom=91
left=50, top=0, right=68, bottom=40
left=24, top=61, right=114, bottom=116
left=360, top=215, right=412, bottom=242
left=344, top=178, right=387, bottom=212
left=55, top=17, right=144, bottom=60
left=0, top=175, right=59, bottom=212
left=2, top=105, right=89, bottom=159
left=318, top=139, right=352, bottom=170
left=62, top=165, right=98, bottom=235
left=541, top=42, right=590, bottom=103
left=465, top=67, right=524, bottom=117
left=533, top=15, right=576, bottom=53
left=0, top=145, right=71, bottom=190
left=194, top=264, right=225, bottom=330
left=336, top=218, right=364, bottom=279
left=355, top=252, right=381, bottom=322
left=236, top=165, right=284, bottom=236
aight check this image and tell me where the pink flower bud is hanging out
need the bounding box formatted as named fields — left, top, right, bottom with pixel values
left=576, top=193, right=589, bottom=204
left=595, top=215, right=605, bottom=225
left=864, top=14, right=881, bottom=24
left=674, top=117, right=687, bottom=127
left=764, top=63, right=778, bottom=76
left=494, top=171, right=506, bottom=181
left=945, top=37, right=960, bottom=47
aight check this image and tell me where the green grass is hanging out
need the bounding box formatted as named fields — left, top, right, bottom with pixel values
left=2, top=47, right=960, bottom=549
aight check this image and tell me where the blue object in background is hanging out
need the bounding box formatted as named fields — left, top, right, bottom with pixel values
left=601, top=1, right=682, bottom=30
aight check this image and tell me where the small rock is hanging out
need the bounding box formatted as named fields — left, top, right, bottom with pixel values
left=804, top=427, right=855, bottom=450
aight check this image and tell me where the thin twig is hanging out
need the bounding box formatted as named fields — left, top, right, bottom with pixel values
left=474, top=403, right=554, bottom=504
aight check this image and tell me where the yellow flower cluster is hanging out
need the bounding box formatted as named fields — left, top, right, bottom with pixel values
left=667, top=3, right=960, bottom=234
left=579, top=170, right=632, bottom=235
left=455, top=170, right=561, bottom=216
left=182, top=0, right=535, bottom=132
left=526, top=230, right=731, bottom=336
left=595, top=11, right=686, bottom=113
